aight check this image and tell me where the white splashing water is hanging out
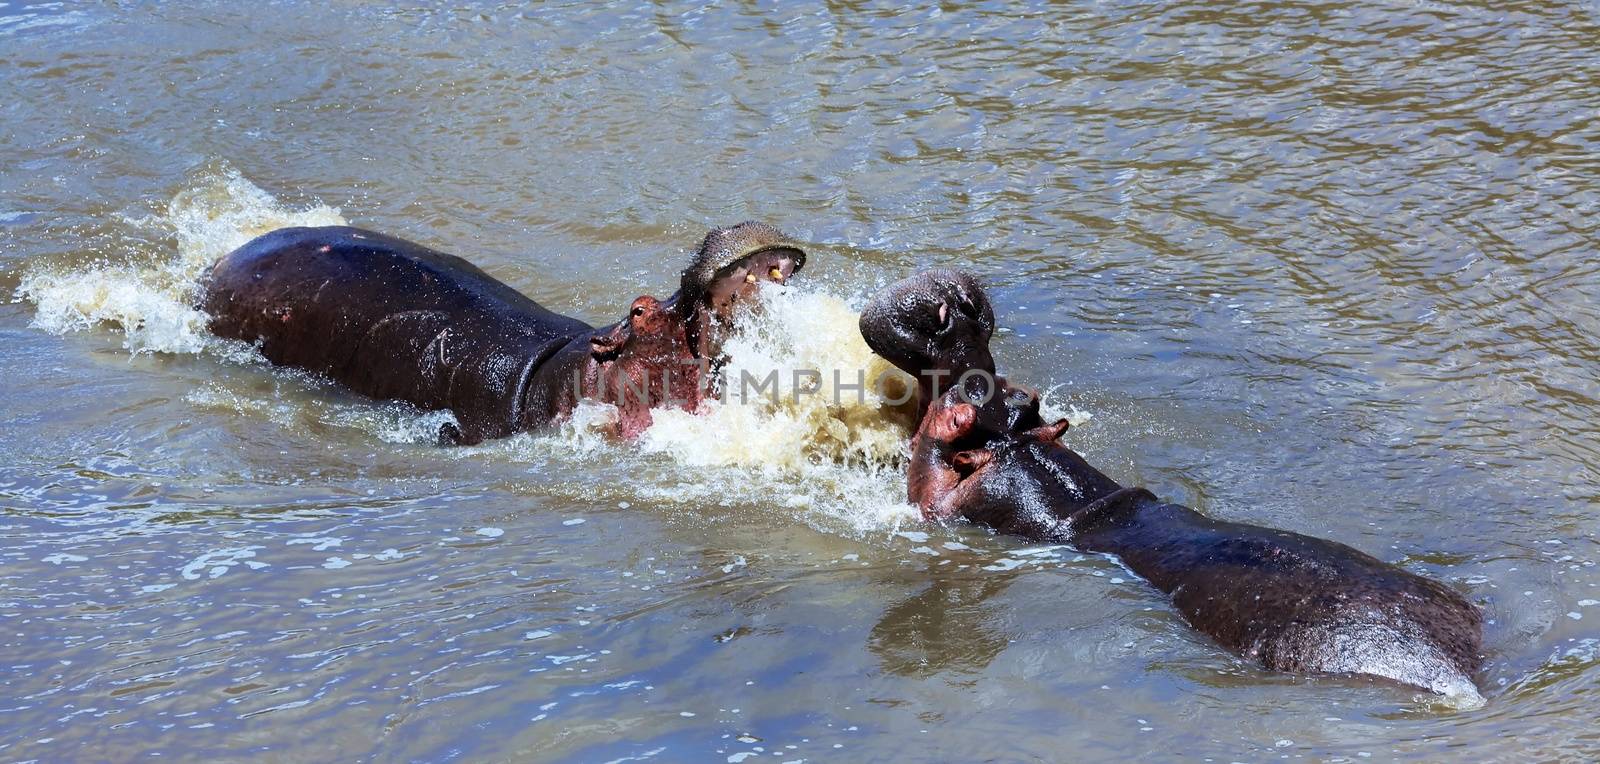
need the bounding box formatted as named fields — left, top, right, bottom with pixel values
left=630, top=286, right=925, bottom=533
left=17, top=166, right=345, bottom=358
left=16, top=168, right=931, bottom=534
left=625, top=285, right=1094, bottom=529
left=460, top=287, right=928, bottom=535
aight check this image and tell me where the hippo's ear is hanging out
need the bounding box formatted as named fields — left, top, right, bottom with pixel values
left=951, top=448, right=992, bottom=476
left=1027, top=418, right=1070, bottom=443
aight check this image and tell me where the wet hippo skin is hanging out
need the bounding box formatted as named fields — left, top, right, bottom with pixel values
left=860, top=270, right=1485, bottom=702
left=857, top=268, right=996, bottom=420
left=910, top=388, right=1484, bottom=702
left=202, top=222, right=805, bottom=443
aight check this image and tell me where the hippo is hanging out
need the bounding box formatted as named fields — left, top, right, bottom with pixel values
left=860, top=271, right=1485, bottom=703
left=202, top=222, right=804, bottom=443
left=858, top=268, right=996, bottom=420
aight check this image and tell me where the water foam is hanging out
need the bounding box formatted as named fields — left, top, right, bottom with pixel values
left=629, top=286, right=925, bottom=532
left=460, top=286, right=926, bottom=535
left=644, top=286, right=916, bottom=470
left=17, top=165, right=345, bottom=357
left=12, top=169, right=991, bottom=534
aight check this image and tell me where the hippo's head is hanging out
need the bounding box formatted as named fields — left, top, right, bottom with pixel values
left=859, top=269, right=997, bottom=414
left=582, top=294, right=707, bottom=437
left=908, top=384, right=1069, bottom=518
left=675, top=221, right=807, bottom=360
left=588, top=295, right=692, bottom=369
left=577, top=222, right=806, bottom=437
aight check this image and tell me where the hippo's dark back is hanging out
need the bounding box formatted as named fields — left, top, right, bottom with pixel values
left=1086, top=498, right=1483, bottom=699
left=202, top=226, right=594, bottom=441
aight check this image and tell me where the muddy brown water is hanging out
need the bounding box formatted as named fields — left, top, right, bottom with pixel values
left=3, top=1, right=1598, bottom=761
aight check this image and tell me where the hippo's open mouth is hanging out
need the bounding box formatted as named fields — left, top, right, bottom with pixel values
left=701, top=247, right=802, bottom=322
left=676, top=221, right=808, bottom=360
left=584, top=222, right=808, bottom=382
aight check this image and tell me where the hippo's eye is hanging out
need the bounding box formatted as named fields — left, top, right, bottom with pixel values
left=631, top=306, right=646, bottom=318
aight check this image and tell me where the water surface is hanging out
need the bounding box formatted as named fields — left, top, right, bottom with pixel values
left=3, top=1, right=1598, bottom=760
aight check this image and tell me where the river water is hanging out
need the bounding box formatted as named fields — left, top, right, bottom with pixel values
left=3, top=1, right=1598, bottom=761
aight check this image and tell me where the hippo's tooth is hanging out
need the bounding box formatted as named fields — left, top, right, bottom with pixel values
left=745, top=272, right=758, bottom=284
left=769, top=267, right=784, bottom=281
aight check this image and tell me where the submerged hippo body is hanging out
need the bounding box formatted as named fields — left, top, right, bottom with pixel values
left=911, top=390, right=1484, bottom=701
left=860, top=270, right=1484, bottom=702
left=203, top=223, right=804, bottom=443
